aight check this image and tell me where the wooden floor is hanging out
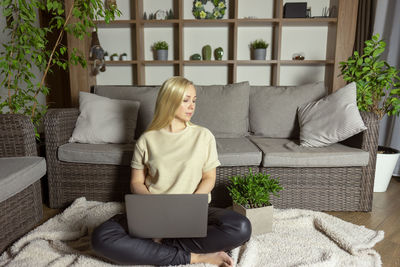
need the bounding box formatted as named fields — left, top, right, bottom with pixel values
left=42, top=177, right=400, bottom=266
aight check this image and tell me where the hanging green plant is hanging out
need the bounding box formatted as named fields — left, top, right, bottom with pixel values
left=192, top=0, right=226, bottom=19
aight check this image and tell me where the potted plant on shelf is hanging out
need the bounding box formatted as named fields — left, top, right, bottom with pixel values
left=340, top=33, right=400, bottom=192
left=250, top=39, right=269, bottom=60
left=227, top=168, right=283, bottom=235
left=110, top=53, right=119, bottom=61
left=153, top=41, right=169, bottom=60
left=0, top=0, right=120, bottom=138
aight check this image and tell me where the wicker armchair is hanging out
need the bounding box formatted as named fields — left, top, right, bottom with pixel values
left=0, top=114, right=44, bottom=253
left=44, top=109, right=131, bottom=208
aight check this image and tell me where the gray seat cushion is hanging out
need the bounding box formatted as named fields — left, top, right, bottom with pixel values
left=248, top=137, right=369, bottom=167
left=0, top=157, right=46, bottom=202
left=216, top=138, right=262, bottom=166
left=58, top=143, right=135, bottom=166
left=59, top=138, right=262, bottom=168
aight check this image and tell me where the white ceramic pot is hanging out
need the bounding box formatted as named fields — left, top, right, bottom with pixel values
left=373, top=146, right=400, bottom=192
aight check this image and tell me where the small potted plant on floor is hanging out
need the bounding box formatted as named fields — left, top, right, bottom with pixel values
left=250, top=39, right=269, bottom=60
left=153, top=41, right=169, bottom=60
left=227, top=168, right=283, bottom=235
left=340, top=33, right=400, bottom=192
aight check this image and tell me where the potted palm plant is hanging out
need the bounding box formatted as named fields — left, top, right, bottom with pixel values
left=153, top=41, right=169, bottom=60
left=250, top=39, right=269, bottom=60
left=0, top=0, right=120, bottom=138
left=227, top=168, right=283, bottom=235
left=340, top=33, right=400, bottom=192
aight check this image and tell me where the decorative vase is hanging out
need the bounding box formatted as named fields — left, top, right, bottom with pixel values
left=156, top=49, right=168, bottom=60
left=190, top=53, right=201, bottom=60
left=252, top=48, right=266, bottom=60
left=232, top=203, right=273, bottom=235
left=214, top=47, right=224, bottom=60
left=374, top=146, right=400, bottom=192
left=202, top=45, right=212, bottom=60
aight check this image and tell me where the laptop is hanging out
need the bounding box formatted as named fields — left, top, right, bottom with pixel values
left=125, top=194, right=208, bottom=238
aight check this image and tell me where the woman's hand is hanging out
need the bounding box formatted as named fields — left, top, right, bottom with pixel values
left=130, top=168, right=151, bottom=194
left=194, top=168, right=216, bottom=194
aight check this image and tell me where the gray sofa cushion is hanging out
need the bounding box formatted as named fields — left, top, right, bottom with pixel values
left=248, top=137, right=369, bottom=167
left=59, top=138, right=262, bottom=167
left=249, top=82, right=327, bottom=138
left=93, top=85, right=159, bottom=139
left=58, top=143, right=135, bottom=166
left=216, top=138, right=262, bottom=166
left=0, top=157, right=46, bottom=202
left=192, top=82, right=251, bottom=138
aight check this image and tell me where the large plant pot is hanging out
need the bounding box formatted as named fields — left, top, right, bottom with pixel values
left=156, top=49, right=168, bottom=60
left=252, top=48, right=266, bottom=60
left=232, top=203, right=273, bottom=235
left=374, top=146, right=400, bottom=192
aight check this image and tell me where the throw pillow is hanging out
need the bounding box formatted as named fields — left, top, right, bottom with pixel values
left=297, top=82, right=367, bottom=147
left=69, top=92, right=140, bottom=144
left=191, top=81, right=251, bottom=138
left=249, top=82, right=327, bottom=138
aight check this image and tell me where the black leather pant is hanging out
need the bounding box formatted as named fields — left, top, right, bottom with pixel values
left=91, top=207, right=252, bottom=266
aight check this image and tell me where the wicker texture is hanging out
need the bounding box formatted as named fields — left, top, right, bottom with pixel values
left=261, top=167, right=362, bottom=210
left=44, top=109, right=131, bottom=208
left=0, top=114, right=43, bottom=253
left=44, top=109, right=379, bottom=211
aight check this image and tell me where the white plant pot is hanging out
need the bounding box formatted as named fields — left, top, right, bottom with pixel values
left=232, top=203, right=273, bottom=235
left=373, top=146, right=400, bottom=192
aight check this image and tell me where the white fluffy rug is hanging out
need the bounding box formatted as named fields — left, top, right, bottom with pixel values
left=0, top=197, right=384, bottom=267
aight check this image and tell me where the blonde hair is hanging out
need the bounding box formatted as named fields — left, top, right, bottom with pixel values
left=146, top=76, right=194, bottom=132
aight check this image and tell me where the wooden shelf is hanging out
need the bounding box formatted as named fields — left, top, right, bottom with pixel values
left=183, top=60, right=235, bottom=65
left=143, top=60, right=180, bottom=65
left=237, top=60, right=278, bottom=65
left=141, top=20, right=180, bottom=27
left=95, top=20, right=136, bottom=27
left=66, top=0, right=359, bottom=105
left=281, top=18, right=337, bottom=25
left=280, top=60, right=335, bottom=65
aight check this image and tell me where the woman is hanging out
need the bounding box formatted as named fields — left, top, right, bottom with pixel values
left=92, top=77, right=251, bottom=267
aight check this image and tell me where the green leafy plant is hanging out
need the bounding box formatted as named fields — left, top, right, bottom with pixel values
left=153, top=41, right=169, bottom=50
left=227, top=168, right=283, bottom=208
left=0, top=0, right=121, bottom=137
left=250, top=39, right=269, bottom=49
left=340, top=34, right=400, bottom=120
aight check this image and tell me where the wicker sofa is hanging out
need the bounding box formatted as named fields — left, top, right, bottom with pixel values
left=0, top=114, right=45, bottom=253
left=44, top=82, right=379, bottom=211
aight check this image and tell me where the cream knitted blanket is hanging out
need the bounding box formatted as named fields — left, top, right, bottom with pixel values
left=0, top=197, right=384, bottom=267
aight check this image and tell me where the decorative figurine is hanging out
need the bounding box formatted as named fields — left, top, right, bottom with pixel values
left=214, top=47, right=224, bottom=60
left=202, top=45, right=212, bottom=60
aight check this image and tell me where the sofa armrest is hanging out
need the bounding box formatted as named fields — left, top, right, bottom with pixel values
left=341, top=111, right=380, bottom=211
left=0, top=114, right=37, bottom=157
left=340, top=112, right=379, bottom=153
left=44, top=108, right=79, bottom=157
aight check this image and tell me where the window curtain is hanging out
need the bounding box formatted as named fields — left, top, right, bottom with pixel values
left=373, top=0, right=400, bottom=176
left=354, top=0, right=377, bottom=53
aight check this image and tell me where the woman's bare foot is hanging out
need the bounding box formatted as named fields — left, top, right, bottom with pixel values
left=191, top=251, right=234, bottom=267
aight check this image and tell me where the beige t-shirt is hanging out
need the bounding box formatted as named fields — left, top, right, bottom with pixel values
left=131, top=123, right=221, bottom=202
